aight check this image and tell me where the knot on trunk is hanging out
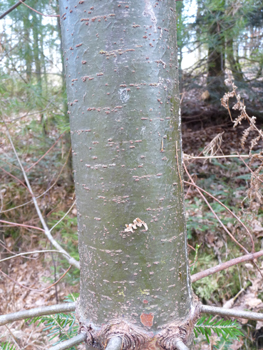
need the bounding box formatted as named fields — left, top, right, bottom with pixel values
left=157, top=301, right=201, bottom=349
left=79, top=320, right=148, bottom=350
left=100, top=320, right=148, bottom=350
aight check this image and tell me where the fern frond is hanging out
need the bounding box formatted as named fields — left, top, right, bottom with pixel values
left=194, top=316, right=243, bottom=344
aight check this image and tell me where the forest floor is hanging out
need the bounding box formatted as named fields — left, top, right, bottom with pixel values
left=1, top=93, right=263, bottom=349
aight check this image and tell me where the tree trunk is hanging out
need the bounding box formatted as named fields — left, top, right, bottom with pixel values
left=23, top=16, right=32, bottom=85
left=226, top=37, right=244, bottom=83
left=207, top=4, right=225, bottom=100
left=59, top=0, right=195, bottom=349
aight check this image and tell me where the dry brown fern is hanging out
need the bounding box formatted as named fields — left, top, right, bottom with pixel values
left=202, top=132, right=224, bottom=158
left=221, top=72, right=263, bottom=207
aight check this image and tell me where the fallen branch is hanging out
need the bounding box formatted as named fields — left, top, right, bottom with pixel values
left=191, top=250, right=263, bottom=282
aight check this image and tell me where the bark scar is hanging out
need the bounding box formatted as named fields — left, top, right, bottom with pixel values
left=76, top=298, right=201, bottom=350
left=124, top=218, right=148, bottom=233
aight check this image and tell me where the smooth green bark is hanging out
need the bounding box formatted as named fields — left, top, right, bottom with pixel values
left=59, top=0, right=192, bottom=346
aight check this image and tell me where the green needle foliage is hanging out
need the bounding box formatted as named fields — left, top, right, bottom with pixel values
left=25, top=298, right=244, bottom=349
left=28, top=312, right=78, bottom=349
left=194, top=315, right=243, bottom=344
left=26, top=295, right=79, bottom=349
left=0, top=343, right=16, bottom=350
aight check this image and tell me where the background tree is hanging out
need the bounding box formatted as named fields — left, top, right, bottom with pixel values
left=181, top=0, right=263, bottom=119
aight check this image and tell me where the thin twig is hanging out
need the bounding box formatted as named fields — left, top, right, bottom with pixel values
left=0, top=147, right=72, bottom=214
left=184, top=165, right=262, bottom=276
left=201, top=304, right=263, bottom=321
left=0, top=265, right=71, bottom=292
left=0, top=219, right=45, bottom=232
left=4, top=325, right=22, bottom=350
left=0, top=303, right=76, bottom=326
left=0, top=166, right=28, bottom=189
left=2, top=119, right=80, bottom=269
left=18, top=0, right=59, bottom=17
left=0, top=0, right=26, bottom=19
left=48, top=333, right=87, bottom=350
left=0, top=249, right=72, bottom=263
left=191, top=250, right=263, bottom=283
left=184, top=154, right=254, bottom=160
left=183, top=180, right=254, bottom=252
left=238, top=154, right=263, bottom=184
left=50, top=200, right=76, bottom=232
left=183, top=164, right=250, bottom=254
left=26, top=132, right=66, bottom=172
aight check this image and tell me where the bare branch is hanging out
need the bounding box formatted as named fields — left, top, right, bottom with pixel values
left=183, top=164, right=252, bottom=254
left=105, top=337, right=122, bottom=350
left=191, top=250, right=263, bottom=283
left=48, top=333, right=87, bottom=350
left=175, top=340, right=190, bottom=350
left=201, top=305, right=263, bottom=321
left=1, top=147, right=71, bottom=214
left=26, top=132, right=66, bottom=172
left=0, top=265, right=72, bottom=292
left=0, top=0, right=26, bottom=20
left=183, top=154, right=254, bottom=160
left=0, top=249, right=72, bottom=263
left=1, top=301, right=263, bottom=331
left=50, top=200, right=76, bottom=232
left=2, top=119, right=80, bottom=269
left=0, top=303, right=76, bottom=326
left=183, top=179, right=254, bottom=251
left=0, top=219, right=45, bottom=232
left=17, top=0, right=59, bottom=17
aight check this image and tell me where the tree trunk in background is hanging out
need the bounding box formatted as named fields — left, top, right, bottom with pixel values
left=59, top=0, right=195, bottom=349
left=207, top=3, right=225, bottom=100
left=226, top=38, right=244, bottom=83
left=23, top=16, right=32, bottom=85
left=32, top=13, right=42, bottom=92
left=32, top=13, right=45, bottom=133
